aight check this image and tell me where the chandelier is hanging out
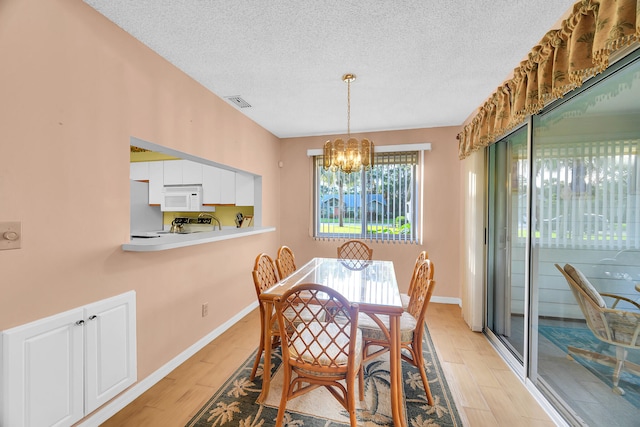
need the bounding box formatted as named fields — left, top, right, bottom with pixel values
left=323, top=74, right=374, bottom=173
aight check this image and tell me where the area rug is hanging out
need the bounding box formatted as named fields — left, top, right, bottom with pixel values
left=186, top=325, right=462, bottom=426
left=539, top=324, right=640, bottom=407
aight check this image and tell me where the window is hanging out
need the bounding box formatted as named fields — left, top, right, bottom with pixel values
left=530, top=139, right=637, bottom=250
left=313, top=150, right=422, bottom=243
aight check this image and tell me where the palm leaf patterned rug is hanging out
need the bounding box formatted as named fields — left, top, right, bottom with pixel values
left=186, top=325, right=462, bottom=426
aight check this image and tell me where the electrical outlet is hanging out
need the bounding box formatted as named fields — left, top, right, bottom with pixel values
left=202, top=303, right=209, bottom=317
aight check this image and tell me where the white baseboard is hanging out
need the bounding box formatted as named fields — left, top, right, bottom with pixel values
left=78, top=301, right=259, bottom=427
left=431, top=296, right=461, bottom=306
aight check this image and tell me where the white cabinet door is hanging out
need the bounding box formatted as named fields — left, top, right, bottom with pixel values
left=148, top=161, right=164, bottom=205
left=1, top=309, right=85, bottom=427
left=84, top=291, right=137, bottom=413
left=203, top=167, right=236, bottom=204
left=163, top=160, right=183, bottom=185
left=1, top=292, right=137, bottom=427
left=164, top=160, right=203, bottom=185
left=220, top=169, right=236, bottom=204
left=202, top=165, right=221, bottom=204
left=235, top=172, right=254, bottom=206
left=181, top=160, right=203, bottom=184
left=130, top=162, right=150, bottom=181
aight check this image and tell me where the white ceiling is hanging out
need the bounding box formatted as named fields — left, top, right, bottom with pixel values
left=83, top=0, right=576, bottom=138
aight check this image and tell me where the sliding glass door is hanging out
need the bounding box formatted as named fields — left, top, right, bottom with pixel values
left=486, top=51, right=640, bottom=426
left=487, top=127, right=528, bottom=363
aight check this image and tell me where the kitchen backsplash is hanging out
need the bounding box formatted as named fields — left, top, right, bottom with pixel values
left=163, top=205, right=254, bottom=228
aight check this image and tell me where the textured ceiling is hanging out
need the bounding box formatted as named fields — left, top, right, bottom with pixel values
left=83, top=0, right=576, bottom=138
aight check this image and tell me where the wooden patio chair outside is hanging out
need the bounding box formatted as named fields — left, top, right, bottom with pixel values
left=359, top=259, right=436, bottom=405
left=274, top=283, right=363, bottom=427
left=276, top=245, right=297, bottom=279
left=555, top=263, right=640, bottom=395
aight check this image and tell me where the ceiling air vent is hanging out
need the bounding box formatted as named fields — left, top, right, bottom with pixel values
left=225, top=96, right=252, bottom=108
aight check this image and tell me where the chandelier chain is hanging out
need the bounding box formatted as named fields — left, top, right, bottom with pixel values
left=347, top=78, right=351, bottom=137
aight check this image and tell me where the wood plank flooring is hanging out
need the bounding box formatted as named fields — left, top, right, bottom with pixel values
left=100, top=304, right=557, bottom=426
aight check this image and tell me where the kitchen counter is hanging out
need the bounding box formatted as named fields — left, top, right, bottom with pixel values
left=122, top=226, right=275, bottom=252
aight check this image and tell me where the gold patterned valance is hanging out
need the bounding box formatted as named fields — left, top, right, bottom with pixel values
left=457, top=0, right=640, bottom=159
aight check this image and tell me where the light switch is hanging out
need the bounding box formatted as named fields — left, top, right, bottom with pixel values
left=0, top=221, right=21, bottom=250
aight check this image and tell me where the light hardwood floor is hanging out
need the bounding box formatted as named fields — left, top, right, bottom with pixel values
left=101, top=303, right=557, bottom=426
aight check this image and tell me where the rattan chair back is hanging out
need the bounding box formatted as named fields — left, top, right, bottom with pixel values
left=276, top=245, right=297, bottom=279
left=337, top=240, right=373, bottom=261
left=274, top=283, right=362, bottom=426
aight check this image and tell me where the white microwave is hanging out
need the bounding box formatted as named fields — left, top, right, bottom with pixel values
left=161, top=185, right=204, bottom=212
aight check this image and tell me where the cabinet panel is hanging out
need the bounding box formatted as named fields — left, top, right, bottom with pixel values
left=220, top=169, right=236, bottom=204
left=202, top=165, right=221, bottom=204
left=235, top=172, right=254, bottom=206
left=1, top=309, right=84, bottom=427
left=1, top=292, right=136, bottom=427
left=164, top=160, right=203, bottom=185
left=84, top=292, right=137, bottom=413
left=163, top=160, right=183, bottom=185
left=148, top=161, right=164, bottom=205
left=203, top=167, right=236, bottom=204
left=181, top=160, right=203, bottom=184
left=129, top=162, right=150, bottom=181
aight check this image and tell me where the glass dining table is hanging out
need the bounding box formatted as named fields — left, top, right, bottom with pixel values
left=258, top=257, right=408, bottom=426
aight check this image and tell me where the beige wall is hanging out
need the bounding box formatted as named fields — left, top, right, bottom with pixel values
left=0, top=0, right=463, bottom=421
left=0, top=0, right=281, bottom=383
left=281, top=127, right=462, bottom=298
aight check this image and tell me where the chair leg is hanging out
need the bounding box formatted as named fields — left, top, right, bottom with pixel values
left=412, top=340, right=434, bottom=405
left=358, top=364, right=365, bottom=401
left=250, top=320, right=266, bottom=381
left=250, top=348, right=263, bottom=381
left=348, top=372, right=358, bottom=426
left=276, top=365, right=292, bottom=427
left=613, top=346, right=628, bottom=395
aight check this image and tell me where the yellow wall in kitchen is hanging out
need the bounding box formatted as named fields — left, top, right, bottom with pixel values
left=163, top=206, right=254, bottom=228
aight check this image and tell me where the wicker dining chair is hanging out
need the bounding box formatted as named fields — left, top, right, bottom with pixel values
left=250, top=253, right=280, bottom=381
left=555, top=263, right=640, bottom=395
left=359, top=259, right=436, bottom=405
left=337, top=240, right=373, bottom=261
left=275, top=245, right=297, bottom=279
left=400, top=250, right=429, bottom=309
left=274, top=283, right=363, bottom=427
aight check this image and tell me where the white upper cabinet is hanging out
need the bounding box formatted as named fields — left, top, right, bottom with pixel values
left=182, top=160, right=203, bottom=184
left=130, top=162, right=150, bottom=181
left=163, top=160, right=183, bottom=185
left=235, top=172, right=255, bottom=206
left=163, top=160, right=203, bottom=185
left=201, top=165, right=220, bottom=204
left=220, top=169, right=237, bottom=204
left=202, top=166, right=236, bottom=204
left=134, top=160, right=254, bottom=207
left=148, top=161, right=164, bottom=205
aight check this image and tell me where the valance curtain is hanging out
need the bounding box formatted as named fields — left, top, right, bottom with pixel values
left=457, top=0, right=640, bottom=159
